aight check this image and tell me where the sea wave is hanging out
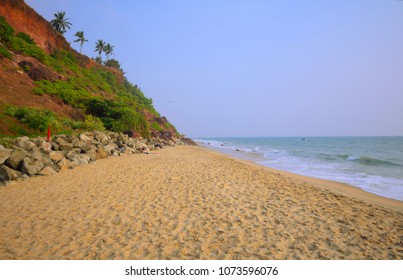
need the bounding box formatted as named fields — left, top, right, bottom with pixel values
left=333, top=154, right=401, bottom=167
left=350, top=156, right=401, bottom=167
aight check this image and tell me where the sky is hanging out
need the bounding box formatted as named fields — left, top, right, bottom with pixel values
left=25, top=0, right=403, bottom=137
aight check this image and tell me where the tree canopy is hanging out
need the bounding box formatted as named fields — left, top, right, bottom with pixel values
left=74, top=31, right=88, bottom=54
left=50, top=11, right=72, bottom=34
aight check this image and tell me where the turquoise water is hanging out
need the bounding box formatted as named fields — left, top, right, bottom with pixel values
left=195, top=137, right=403, bottom=201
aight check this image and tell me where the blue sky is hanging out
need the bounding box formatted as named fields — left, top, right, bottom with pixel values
left=25, top=0, right=403, bottom=137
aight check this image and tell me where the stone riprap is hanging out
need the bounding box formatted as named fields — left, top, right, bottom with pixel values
left=0, top=131, right=187, bottom=184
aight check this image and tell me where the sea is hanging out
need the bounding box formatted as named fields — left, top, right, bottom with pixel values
left=194, top=137, right=403, bottom=201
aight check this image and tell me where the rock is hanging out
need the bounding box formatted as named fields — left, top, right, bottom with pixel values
left=51, top=142, right=59, bottom=151
left=0, top=145, right=5, bottom=151
left=55, top=136, right=67, bottom=145
left=41, top=156, right=53, bottom=168
left=123, top=147, right=135, bottom=155
left=14, top=137, right=37, bottom=151
left=56, top=157, right=69, bottom=171
left=116, top=140, right=124, bottom=148
left=39, top=140, right=52, bottom=153
left=95, top=133, right=109, bottom=144
left=20, top=157, right=44, bottom=176
left=69, top=154, right=90, bottom=166
left=76, top=141, right=92, bottom=152
left=103, top=143, right=117, bottom=155
left=29, top=147, right=43, bottom=161
left=69, top=135, right=80, bottom=143
left=37, top=166, right=58, bottom=176
left=66, top=150, right=78, bottom=160
left=18, top=59, right=59, bottom=81
left=5, top=148, right=30, bottom=169
left=58, top=141, right=73, bottom=151
left=79, top=133, right=92, bottom=143
left=0, top=165, right=23, bottom=181
left=49, top=151, right=64, bottom=163
left=86, top=149, right=97, bottom=162
left=96, top=147, right=108, bottom=159
left=76, top=154, right=91, bottom=164
left=0, top=149, right=13, bottom=165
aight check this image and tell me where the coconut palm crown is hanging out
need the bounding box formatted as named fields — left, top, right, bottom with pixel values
left=74, top=31, right=88, bottom=54
left=95, top=39, right=106, bottom=56
left=104, top=44, right=115, bottom=60
left=50, top=11, right=72, bottom=34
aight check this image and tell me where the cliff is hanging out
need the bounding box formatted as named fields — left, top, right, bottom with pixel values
left=0, top=0, right=178, bottom=138
left=0, top=0, right=94, bottom=67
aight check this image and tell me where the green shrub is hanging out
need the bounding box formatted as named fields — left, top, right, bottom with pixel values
left=16, top=32, right=35, bottom=44
left=0, top=16, right=14, bottom=44
left=0, top=44, right=12, bottom=59
left=82, top=115, right=105, bottom=131
left=33, top=80, right=92, bottom=107
left=9, top=36, right=46, bottom=62
left=107, top=107, right=150, bottom=137
left=5, top=106, right=58, bottom=132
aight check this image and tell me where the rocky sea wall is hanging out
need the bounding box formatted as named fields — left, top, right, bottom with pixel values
left=0, top=131, right=194, bottom=184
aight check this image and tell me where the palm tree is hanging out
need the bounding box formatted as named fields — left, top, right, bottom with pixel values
left=104, top=43, right=114, bottom=60
left=74, top=31, right=88, bottom=54
left=95, top=39, right=106, bottom=56
left=50, top=11, right=72, bottom=34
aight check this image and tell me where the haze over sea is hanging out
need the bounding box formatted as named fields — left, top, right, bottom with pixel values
left=196, top=137, right=403, bottom=201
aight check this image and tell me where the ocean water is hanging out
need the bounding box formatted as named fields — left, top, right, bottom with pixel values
left=194, top=137, right=403, bottom=201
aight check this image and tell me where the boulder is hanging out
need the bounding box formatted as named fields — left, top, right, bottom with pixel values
left=75, top=141, right=92, bottom=152
left=37, top=166, right=58, bottom=176
left=41, top=156, right=53, bottom=168
left=95, top=133, right=109, bottom=144
left=29, top=147, right=43, bottom=161
left=0, top=149, right=13, bottom=165
left=39, top=140, right=52, bottom=153
left=96, top=147, right=108, bottom=159
left=58, top=141, right=73, bottom=151
left=56, top=157, right=69, bottom=171
left=76, top=154, right=91, bottom=164
left=51, top=142, right=59, bottom=151
left=18, top=59, right=58, bottom=81
left=103, top=143, right=117, bottom=155
left=79, top=133, right=92, bottom=143
left=20, top=157, right=44, bottom=176
left=69, top=154, right=90, bottom=166
left=66, top=150, right=78, bottom=160
left=49, top=151, right=64, bottom=163
left=5, top=148, right=30, bottom=169
left=0, top=165, right=23, bottom=181
left=86, top=148, right=97, bottom=162
left=14, top=137, right=36, bottom=151
left=55, top=136, right=68, bottom=145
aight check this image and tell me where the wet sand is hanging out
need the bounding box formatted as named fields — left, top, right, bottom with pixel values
left=0, top=145, right=402, bottom=259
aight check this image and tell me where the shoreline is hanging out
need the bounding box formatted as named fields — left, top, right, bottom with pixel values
left=196, top=137, right=403, bottom=204
left=1, top=145, right=402, bottom=259
left=199, top=145, right=403, bottom=213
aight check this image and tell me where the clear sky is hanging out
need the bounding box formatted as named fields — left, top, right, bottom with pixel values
left=25, top=0, right=403, bottom=137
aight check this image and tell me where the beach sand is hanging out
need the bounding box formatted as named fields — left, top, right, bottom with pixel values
left=0, top=145, right=402, bottom=260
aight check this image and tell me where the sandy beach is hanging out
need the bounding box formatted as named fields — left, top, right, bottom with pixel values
left=0, top=145, right=402, bottom=260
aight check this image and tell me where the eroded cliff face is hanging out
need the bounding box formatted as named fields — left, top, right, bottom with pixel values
left=0, top=0, right=69, bottom=53
left=0, top=0, right=94, bottom=67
